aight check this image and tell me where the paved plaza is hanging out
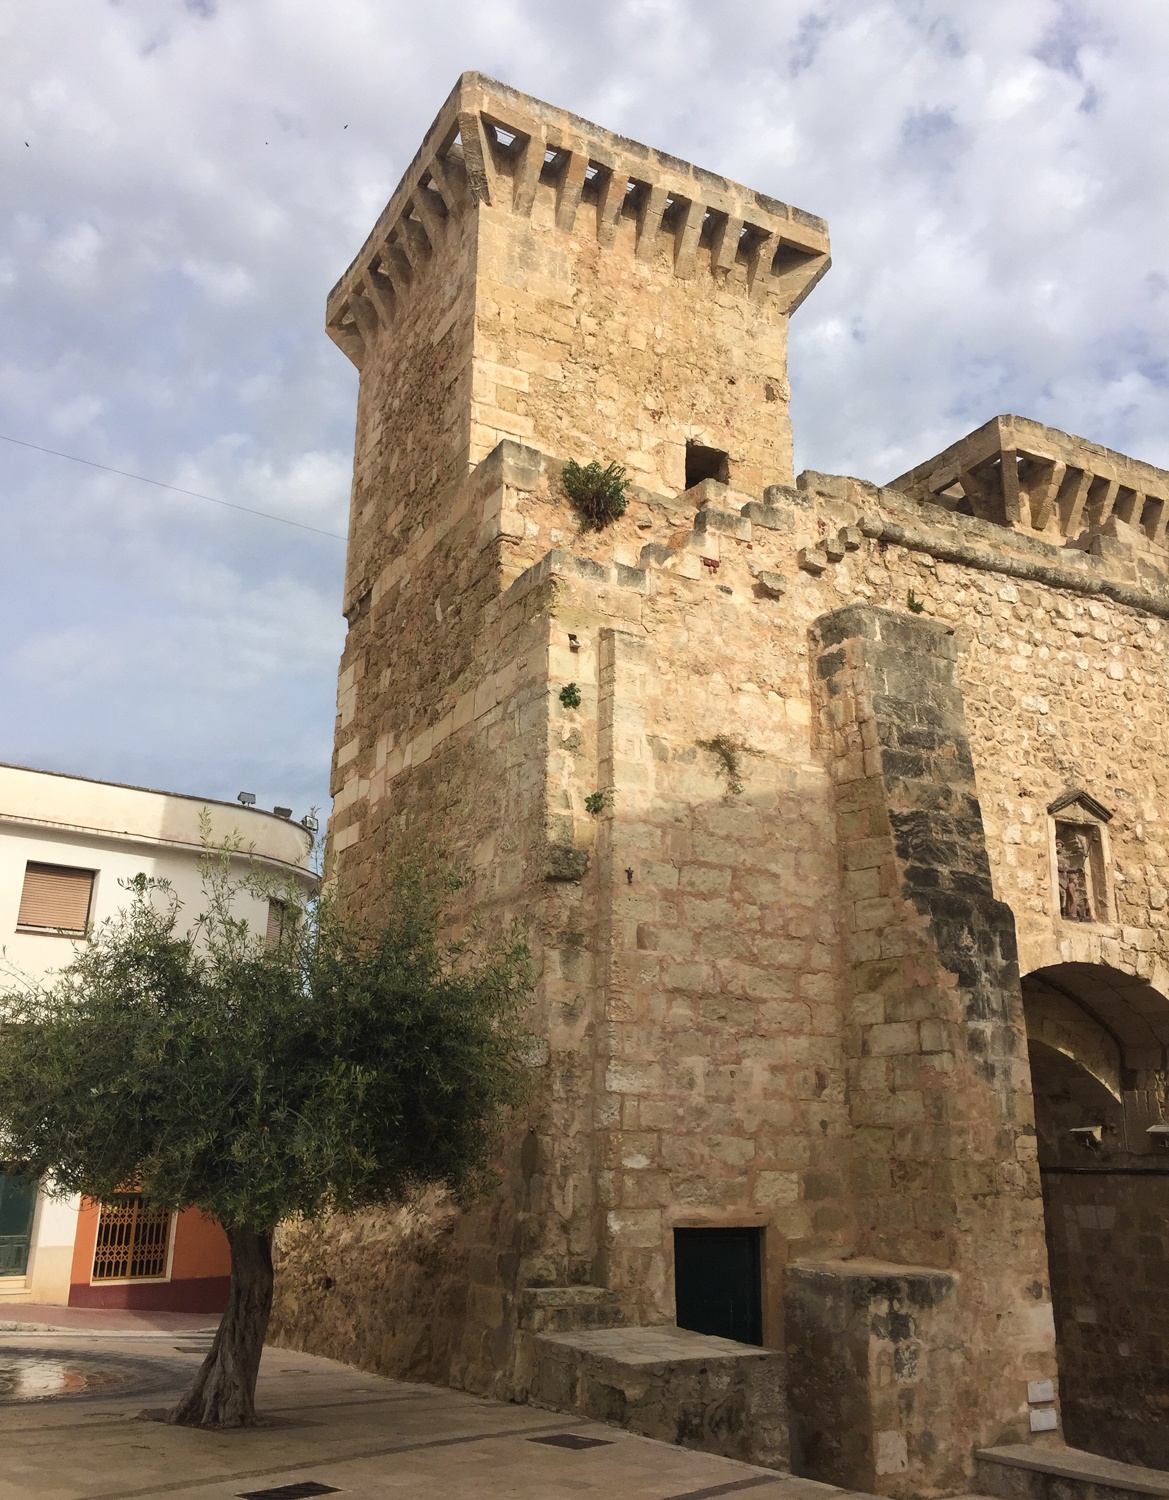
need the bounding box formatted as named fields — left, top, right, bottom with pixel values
left=0, top=1314, right=855, bottom=1500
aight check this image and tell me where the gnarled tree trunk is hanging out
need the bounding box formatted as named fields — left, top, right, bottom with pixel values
left=167, top=1226, right=273, bottom=1428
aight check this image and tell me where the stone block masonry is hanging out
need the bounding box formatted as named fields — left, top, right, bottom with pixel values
left=520, top=1324, right=788, bottom=1471
left=786, top=1260, right=960, bottom=1494
left=325, top=72, right=829, bottom=502
left=272, top=71, right=1169, bottom=1498
left=808, top=605, right=1055, bottom=1493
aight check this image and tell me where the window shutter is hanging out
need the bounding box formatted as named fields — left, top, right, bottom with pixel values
left=265, top=899, right=286, bottom=948
left=17, top=863, right=95, bottom=934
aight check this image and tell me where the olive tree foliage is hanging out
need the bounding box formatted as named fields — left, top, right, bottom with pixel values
left=0, top=843, right=533, bottom=1426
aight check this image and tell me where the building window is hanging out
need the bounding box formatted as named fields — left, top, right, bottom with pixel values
left=91, top=1195, right=171, bottom=1281
left=1055, top=822, right=1105, bottom=923
left=266, top=898, right=288, bottom=949
left=685, top=442, right=730, bottom=490
left=16, top=862, right=95, bottom=936
left=0, top=1169, right=38, bottom=1278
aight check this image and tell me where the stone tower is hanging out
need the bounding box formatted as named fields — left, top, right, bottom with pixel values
left=274, top=74, right=1169, bottom=1497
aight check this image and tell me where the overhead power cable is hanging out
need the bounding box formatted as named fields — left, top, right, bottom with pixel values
left=0, top=432, right=348, bottom=541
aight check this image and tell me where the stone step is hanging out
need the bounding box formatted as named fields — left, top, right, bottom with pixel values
left=977, top=1443, right=1169, bottom=1500
left=521, top=1323, right=787, bottom=1472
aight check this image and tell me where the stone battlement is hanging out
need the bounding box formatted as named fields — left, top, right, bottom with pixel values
left=888, top=414, right=1169, bottom=553
left=326, top=72, right=830, bottom=370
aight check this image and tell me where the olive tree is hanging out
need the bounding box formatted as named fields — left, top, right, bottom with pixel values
left=0, top=850, right=531, bottom=1429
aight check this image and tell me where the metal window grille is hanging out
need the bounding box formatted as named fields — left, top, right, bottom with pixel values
left=91, top=1195, right=171, bottom=1281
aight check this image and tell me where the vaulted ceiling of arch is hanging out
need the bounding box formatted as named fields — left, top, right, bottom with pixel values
left=1024, top=963, right=1169, bottom=1060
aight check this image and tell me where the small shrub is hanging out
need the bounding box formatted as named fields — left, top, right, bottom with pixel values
left=562, top=458, right=629, bottom=531
left=907, top=589, right=925, bottom=614
left=559, top=683, right=582, bottom=709
left=697, top=735, right=761, bottom=797
left=584, top=791, right=606, bottom=814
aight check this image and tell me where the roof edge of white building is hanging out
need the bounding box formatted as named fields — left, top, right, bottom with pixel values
left=0, top=762, right=315, bottom=877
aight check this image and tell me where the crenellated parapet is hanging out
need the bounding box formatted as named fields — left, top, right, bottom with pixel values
left=326, top=72, right=831, bottom=369
left=889, top=414, right=1169, bottom=553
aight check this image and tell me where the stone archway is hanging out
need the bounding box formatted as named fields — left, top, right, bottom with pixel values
left=1023, top=964, right=1169, bottom=1468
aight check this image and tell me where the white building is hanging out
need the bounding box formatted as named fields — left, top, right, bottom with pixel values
left=0, top=763, right=316, bottom=1309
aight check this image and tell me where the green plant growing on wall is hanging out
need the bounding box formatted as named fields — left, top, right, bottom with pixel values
left=561, top=459, right=629, bottom=531
left=697, top=735, right=761, bottom=797
left=584, top=792, right=606, bottom=814
left=907, top=589, right=925, bottom=614
left=559, top=683, right=582, bottom=709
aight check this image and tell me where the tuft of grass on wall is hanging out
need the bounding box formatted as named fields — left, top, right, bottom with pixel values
left=562, top=459, right=629, bottom=531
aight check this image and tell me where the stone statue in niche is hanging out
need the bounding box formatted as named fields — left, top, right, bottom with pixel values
left=1056, top=823, right=1095, bottom=922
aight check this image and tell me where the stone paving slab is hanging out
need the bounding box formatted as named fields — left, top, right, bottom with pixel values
left=0, top=1330, right=864, bottom=1500
left=537, top=1324, right=773, bottom=1362
left=0, top=1304, right=219, bottom=1336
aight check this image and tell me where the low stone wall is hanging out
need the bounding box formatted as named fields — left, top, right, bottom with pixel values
left=519, top=1324, right=788, bottom=1471
left=269, top=1195, right=480, bottom=1391
left=976, top=1442, right=1169, bottom=1500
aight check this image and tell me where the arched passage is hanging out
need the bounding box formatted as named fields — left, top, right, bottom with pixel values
left=1023, top=964, right=1169, bottom=1468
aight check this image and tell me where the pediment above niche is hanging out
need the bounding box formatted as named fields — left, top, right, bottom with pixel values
left=1047, top=786, right=1113, bottom=823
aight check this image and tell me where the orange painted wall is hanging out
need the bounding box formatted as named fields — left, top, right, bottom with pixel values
left=69, top=1198, right=231, bottom=1310
left=169, top=1208, right=231, bottom=1280
left=68, top=1198, right=101, bottom=1288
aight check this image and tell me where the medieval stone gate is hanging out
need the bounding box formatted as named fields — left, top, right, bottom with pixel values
left=270, top=74, right=1169, bottom=1496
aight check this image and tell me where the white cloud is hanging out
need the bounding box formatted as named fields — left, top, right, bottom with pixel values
left=0, top=0, right=1166, bottom=813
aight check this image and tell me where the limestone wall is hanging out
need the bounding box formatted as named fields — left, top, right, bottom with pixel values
left=1040, top=1169, right=1169, bottom=1468
left=471, top=184, right=797, bottom=495
left=295, top=69, right=1169, bottom=1494
left=282, top=430, right=1169, bottom=1485
left=324, top=73, right=829, bottom=507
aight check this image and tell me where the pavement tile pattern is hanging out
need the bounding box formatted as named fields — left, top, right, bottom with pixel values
left=0, top=1323, right=862, bottom=1500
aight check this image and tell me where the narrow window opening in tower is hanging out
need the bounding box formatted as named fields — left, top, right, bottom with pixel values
left=686, top=442, right=730, bottom=489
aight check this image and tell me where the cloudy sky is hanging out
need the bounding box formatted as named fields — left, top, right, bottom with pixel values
left=1, top=1, right=1166, bottom=820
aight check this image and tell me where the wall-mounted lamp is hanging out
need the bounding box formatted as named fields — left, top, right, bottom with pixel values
left=1069, top=1125, right=1103, bottom=1150
left=237, top=791, right=256, bottom=806
left=1146, top=1124, right=1169, bottom=1148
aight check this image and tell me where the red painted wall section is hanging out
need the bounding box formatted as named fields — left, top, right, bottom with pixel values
left=69, top=1199, right=231, bottom=1312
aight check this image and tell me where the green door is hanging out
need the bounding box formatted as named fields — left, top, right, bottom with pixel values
left=0, top=1169, right=37, bottom=1276
left=674, top=1227, right=764, bottom=1345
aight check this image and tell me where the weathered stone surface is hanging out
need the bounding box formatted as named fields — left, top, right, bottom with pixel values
left=786, top=1260, right=960, bottom=1495
left=809, top=605, right=1056, bottom=1495
left=695, top=507, right=753, bottom=541
left=520, top=1325, right=788, bottom=1471
left=976, top=1443, right=1169, bottom=1500
left=888, top=415, right=1169, bottom=554
left=273, top=70, right=1169, bottom=1500
left=756, top=571, right=787, bottom=599
left=742, top=502, right=794, bottom=530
